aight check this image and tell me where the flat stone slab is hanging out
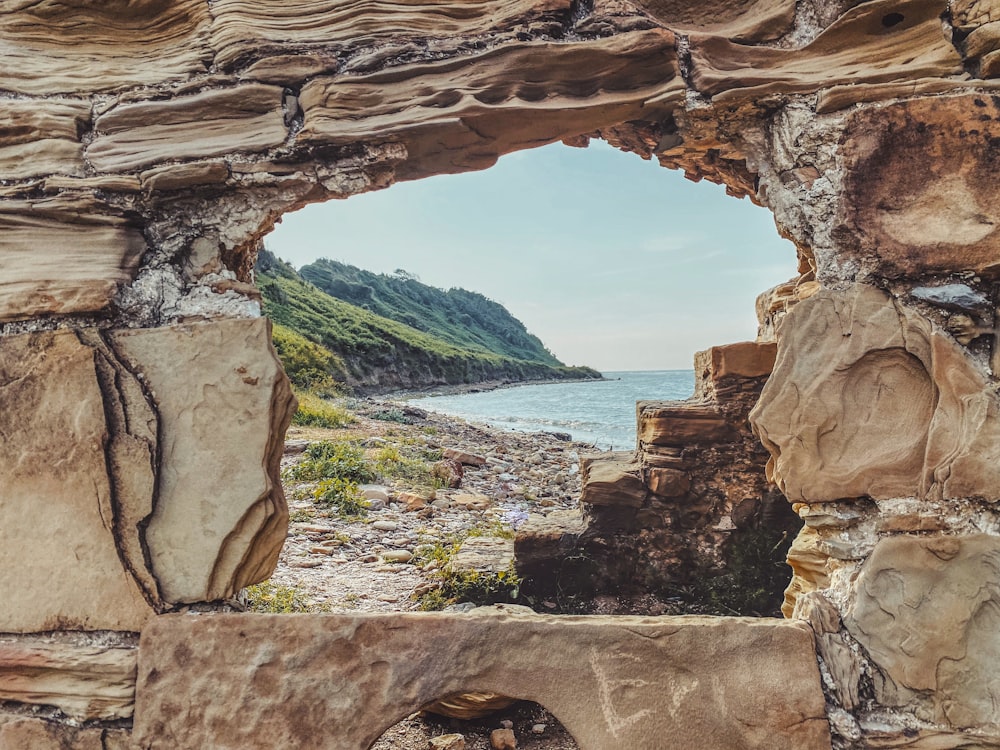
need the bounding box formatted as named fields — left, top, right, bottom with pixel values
left=134, top=612, right=830, bottom=750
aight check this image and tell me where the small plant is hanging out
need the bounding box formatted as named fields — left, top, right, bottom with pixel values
left=370, top=407, right=409, bottom=424
left=417, top=565, right=523, bottom=611
left=244, top=581, right=324, bottom=613
left=313, top=477, right=370, bottom=519
left=285, top=439, right=376, bottom=483
left=288, top=508, right=315, bottom=522
left=291, top=391, right=355, bottom=429
left=466, top=518, right=516, bottom=540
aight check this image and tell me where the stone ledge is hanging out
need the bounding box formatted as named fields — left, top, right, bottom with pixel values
left=133, top=612, right=831, bottom=750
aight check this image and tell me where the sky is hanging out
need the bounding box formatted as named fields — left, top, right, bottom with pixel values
left=265, top=140, right=796, bottom=371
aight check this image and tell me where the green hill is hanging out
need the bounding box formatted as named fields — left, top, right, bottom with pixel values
left=299, top=257, right=561, bottom=365
left=256, top=250, right=601, bottom=394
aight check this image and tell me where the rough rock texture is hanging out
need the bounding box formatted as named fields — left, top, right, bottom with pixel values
left=110, top=318, right=294, bottom=603
left=133, top=613, right=831, bottom=750
left=0, top=715, right=130, bottom=750
left=751, top=285, right=1000, bottom=504
left=0, top=319, right=292, bottom=632
left=845, top=535, right=1000, bottom=730
left=8, top=0, right=1000, bottom=747
left=0, top=637, right=137, bottom=721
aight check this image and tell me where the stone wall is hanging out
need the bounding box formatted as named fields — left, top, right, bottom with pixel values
left=4, top=0, right=1000, bottom=747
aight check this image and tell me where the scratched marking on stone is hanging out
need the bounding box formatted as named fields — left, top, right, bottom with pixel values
left=588, top=646, right=656, bottom=738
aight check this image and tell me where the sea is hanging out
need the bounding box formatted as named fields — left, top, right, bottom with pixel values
left=408, top=370, right=695, bottom=451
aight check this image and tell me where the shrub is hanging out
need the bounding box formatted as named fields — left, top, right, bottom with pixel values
left=291, top=390, right=355, bottom=429
left=418, top=565, right=523, bottom=611
left=285, top=440, right=376, bottom=483
left=312, top=477, right=370, bottom=519
left=271, top=323, right=349, bottom=391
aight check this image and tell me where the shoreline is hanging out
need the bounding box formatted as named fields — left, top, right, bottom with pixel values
left=380, top=375, right=611, bottom=401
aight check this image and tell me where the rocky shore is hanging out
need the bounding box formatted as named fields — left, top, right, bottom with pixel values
left=259, top=396, right=594, bottom=748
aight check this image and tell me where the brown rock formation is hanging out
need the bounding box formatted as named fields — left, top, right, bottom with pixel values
left=0, top=638, right=136, bottom=721
left=528, top=342, right=798, bottom=608
left=133, top=613, right=831, bottom=750
left=0, top=319, right=293, bottom=632
left=751, top=285, right=1000, bottom=504
left=6, top=0, right=1000, bottom=746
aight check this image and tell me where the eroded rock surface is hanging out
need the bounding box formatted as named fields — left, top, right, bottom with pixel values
left=133, top=613, right=831, bottom=750
left=5, top=0, right=1000, bottom=747
left=0, top=319, right=292, bottom=632
left=751, top=285, right=1000, bottom=504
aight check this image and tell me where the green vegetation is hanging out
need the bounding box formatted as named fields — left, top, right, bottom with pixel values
left=243, top=581, right=327, bottom=613
left=284, top=440, right=377, bottom=483
left=271, top=323, right=349, bottom=393
left=291, top=390, right=355, bottom=428
left=256, top=250, right=601, bottom=394
left=300, top=257, right=561, bottom=364
left=418, top=565, right=523, bottom=611
left=312, top=477, right=370, bottom=519
left=684, top=528, right=795, bottom=617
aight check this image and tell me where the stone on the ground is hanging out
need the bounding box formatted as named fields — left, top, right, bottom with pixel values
left=429, top=734, right=466, bottom=750
left=443, top=448, right=487, bottom=467
left=490, top=728, right=517, bottom=750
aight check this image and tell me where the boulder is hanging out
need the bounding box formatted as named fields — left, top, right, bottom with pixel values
left=579, top=454, right=647, bottom=507
left=751, top=285, right=1000, bottom=503
left=844, top=534, right=1000, bottom=730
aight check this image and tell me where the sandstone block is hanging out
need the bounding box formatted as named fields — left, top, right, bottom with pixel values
left=637, top=402, right=736, bottom=447
left=646, top=467, right=691, bottom=498
left=690, top=0, right=962, bottom=103
left=88, top=84, right=287, bottom=172
left=209, top=0, right=573, bottom=70
left=579, top=453, right=647, bottom=507
left=840, top=94, right=1000, bottom=277
left=0, top=0, right=211, bottom=95
left=443, top=448, right=487, bottom=466
left=110, top=318, right=295, bottom=603
left=0, top=330, right=154, bottom=632
left=299, top=30, right=682, bottom=181
left=629, top=0, right=795, bottom=41
left=751, top=286, right=1000, bottom=503
left=843, top=534, right=1000, bottom=729
left=0, top=318, right=294, bottom=629
left=448, top=537, right=515, bottom=574
left=0, top=99, right=89, bottom=180
left=695, top=341, right=777, bottom=384
left=0, top=195, right=147, bottom=322
left=0, top=716, right=111, bottom=750
left=0, top=638, right=136, bottom=720
left=133, top=613, right=831, bottom=750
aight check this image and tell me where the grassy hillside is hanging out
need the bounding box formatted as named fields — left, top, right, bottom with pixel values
left=299, top=257, right=562, bottom=365
left=256, top=251, right=600, bottom=394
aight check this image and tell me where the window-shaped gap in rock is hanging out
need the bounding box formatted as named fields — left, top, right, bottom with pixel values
left=255, top=139, right=801, bottom=619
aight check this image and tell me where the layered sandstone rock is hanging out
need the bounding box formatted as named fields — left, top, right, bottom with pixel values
left=0, top=637, right=136, bottom=721
left=133, top=613, right=831, bottom=750
left=5, top=0, right=1000, bottom=747
left=531, top=342, right=798, bottom=604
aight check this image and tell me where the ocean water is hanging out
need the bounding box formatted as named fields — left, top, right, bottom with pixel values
left=408, top=370, right=695, bottom=451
